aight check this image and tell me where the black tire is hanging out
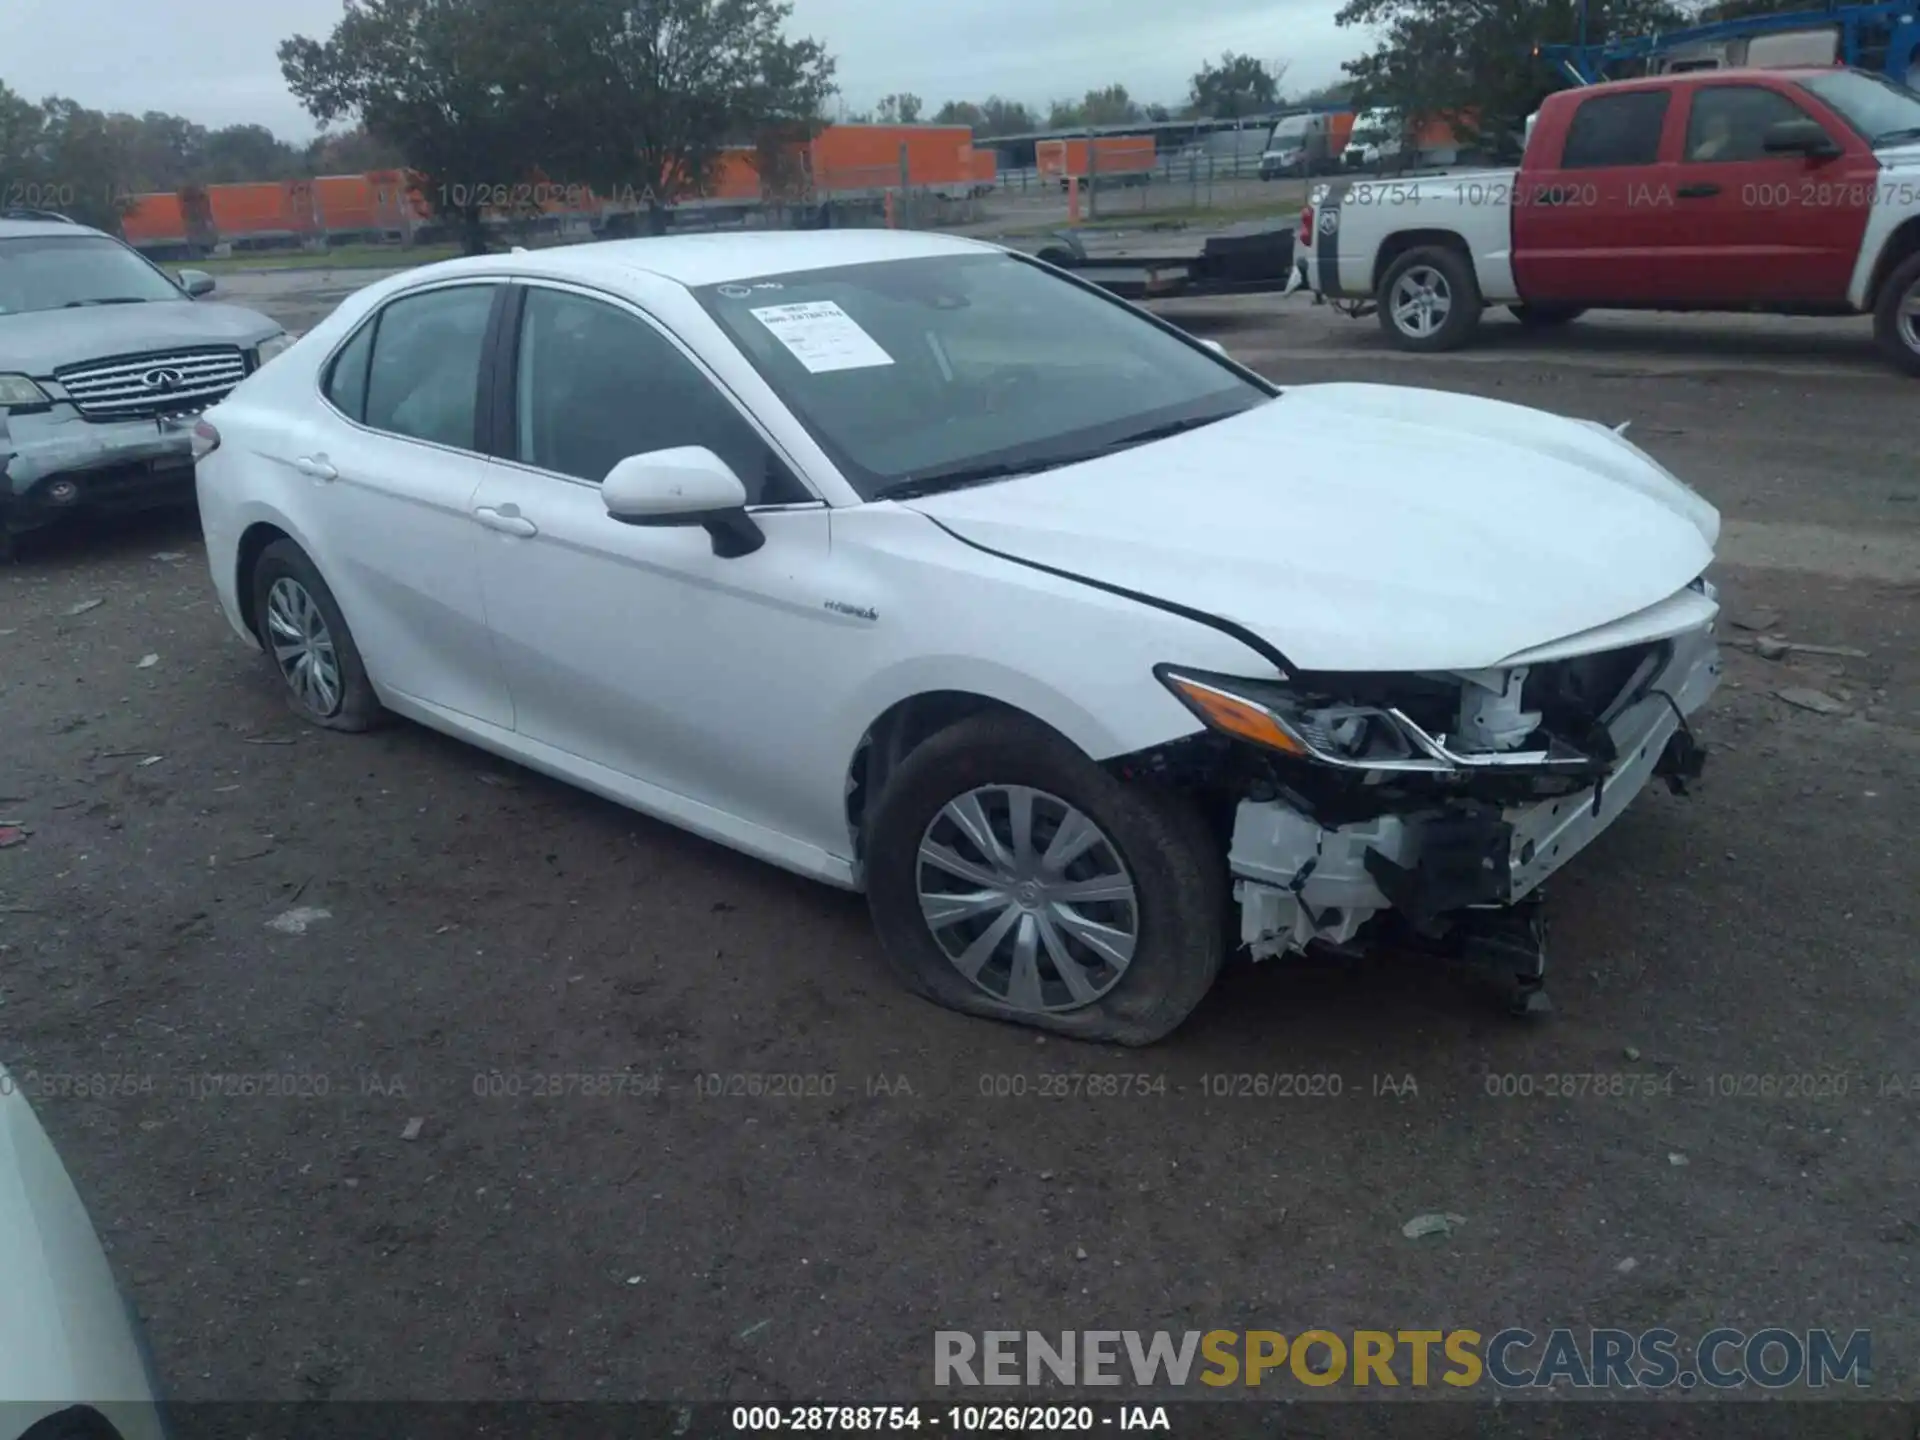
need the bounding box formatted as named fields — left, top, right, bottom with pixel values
left=1376, top=244, right=1482, bottom=352
left=1509, top=303, right=1586, bottom=327
left=864, top=710, right=1227, bottom=1046
left=1872, top=250, right=1920, bottom=377
left=248, top=538, right=385, bottom=732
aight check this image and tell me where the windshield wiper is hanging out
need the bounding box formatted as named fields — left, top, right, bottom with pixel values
left=1873, top=125, right=1920, bottom=145
left=876, top=458, right=1072, bottom=500
left=1095, top=412, right=1234, bottom=455
left=62, top=297, right=151, bottom=307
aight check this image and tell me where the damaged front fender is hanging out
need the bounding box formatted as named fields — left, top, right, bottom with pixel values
left=1229, top=617, right=1721, bottom=958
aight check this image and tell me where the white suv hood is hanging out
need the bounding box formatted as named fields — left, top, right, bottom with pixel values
left=904, top=382, right=1719, bottom=673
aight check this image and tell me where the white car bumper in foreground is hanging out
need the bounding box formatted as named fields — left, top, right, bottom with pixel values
left=0, top=1066, right=167, bottom=1440
left=1230, top=618, right=1722, bottom=957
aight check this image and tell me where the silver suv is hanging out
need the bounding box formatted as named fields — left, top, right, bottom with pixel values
left=0, top=213, right=289, bottom=557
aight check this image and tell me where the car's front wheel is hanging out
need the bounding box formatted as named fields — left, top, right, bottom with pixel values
left=1872, top=251, right=1920, bottom=377
left=864, top=711, right=1227, bottom=1045
left=249, top=538, right=384, bottom=731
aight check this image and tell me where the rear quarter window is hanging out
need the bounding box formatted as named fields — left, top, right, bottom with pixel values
left=1559, top=90, right=1672, bottom=168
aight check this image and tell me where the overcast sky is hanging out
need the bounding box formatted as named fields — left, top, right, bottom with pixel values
left=0, top=0, right=1358, bottom=141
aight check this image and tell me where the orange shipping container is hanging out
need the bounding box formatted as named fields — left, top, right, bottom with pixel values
left=120, top=191, right=186, bottom=244
left=811, top=123, right=976, bottom=192
left=313, top=174, right=379, bottom=233
left=1326, top=112, right=1357, bottom=155
left=1035, top=136, right=1155, bottom=180
left=204, top=181, right=316, bottom=238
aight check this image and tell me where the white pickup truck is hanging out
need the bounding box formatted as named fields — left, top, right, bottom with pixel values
left=1299, top=66, right=1920, bottom=374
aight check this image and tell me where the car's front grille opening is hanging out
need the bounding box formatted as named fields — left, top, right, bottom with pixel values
left=55, top=346, right=247, bottom=420
left=1525, top=641, right=1661, bottom=735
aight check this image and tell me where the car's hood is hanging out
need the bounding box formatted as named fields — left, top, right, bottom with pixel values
left=0, top=299, right=280, bottom=377
left=903, top=382, right=1720, bottom=673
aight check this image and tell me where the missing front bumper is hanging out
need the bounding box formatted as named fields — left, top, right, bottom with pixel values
left=1230, top=621, right=1721, bottom=957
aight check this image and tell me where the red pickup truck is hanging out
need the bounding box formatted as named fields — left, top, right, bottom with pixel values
left=1300, top=67, right=1920, bottom=373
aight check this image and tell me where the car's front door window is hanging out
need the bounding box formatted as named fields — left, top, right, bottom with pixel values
left=512, top=286, right=806, bottom=504
left=1684, top=85, right=1829, bottom=163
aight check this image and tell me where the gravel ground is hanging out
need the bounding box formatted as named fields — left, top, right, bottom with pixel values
left=1, top=285, right=1916, bottom=1423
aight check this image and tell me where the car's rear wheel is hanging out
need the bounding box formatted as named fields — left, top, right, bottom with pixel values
left=249, top=539, right=384, bottom=731
left=864, top=711, right=1226, bottom=1045
left=1872, top=251, right=1920, bottom=377
left=1377, top=246, right=1482, bottom=352
left=1509, top=303, right=1586, bottom=327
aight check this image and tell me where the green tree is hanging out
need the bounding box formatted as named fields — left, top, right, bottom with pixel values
left=1188, top=52, right=1282, bottom=119
left=536, top=0, right=836, bottom=235
left=932, top=96, right=1037, bottom=137
left=1080, top=83, right=1141, bottom=126
left=875, top=92, right=922, bottom=123
left=200, top=124, right=304, bottom=183
left=280, top=0, right=561, bottom=253
left=16, top=98, right=142, bottom=231
left=1336, top=0, right=1685, bottom=143
left=307, top=125, right=407, bottom=174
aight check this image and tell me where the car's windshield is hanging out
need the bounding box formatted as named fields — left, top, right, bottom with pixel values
left=693, top=251, right=1271, bottom=500
left=0, top=234, right=185, bottom=316
left=1269, top=116, right=1314, bottom=144
left=1353, top=110, right=1396, bottom=143
left=1799, top=70, right=1920, bottom=145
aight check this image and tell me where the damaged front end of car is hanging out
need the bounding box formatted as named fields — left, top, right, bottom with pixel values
left=1113, top=583, right=1722, bottom=998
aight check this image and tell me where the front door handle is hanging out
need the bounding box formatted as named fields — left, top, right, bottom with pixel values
left=474, top=505, right=538, bottom=537
left=1676, top=183, right=1721, bottom=199
left=294, top=454, right=338, bottom=481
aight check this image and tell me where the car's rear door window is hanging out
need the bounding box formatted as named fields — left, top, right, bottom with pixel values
left=322, top=321, right=375, bottom=422
left=360, top=285, right=494, bottom=449
left=1560, top=90, right=1672, bottom=168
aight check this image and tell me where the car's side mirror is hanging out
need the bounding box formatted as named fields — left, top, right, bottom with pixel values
left=178, top=269, right=216, bottom=297
left=1762, top=118, right=1841, bottom=160
left=602, top=445, right=765, bottom=558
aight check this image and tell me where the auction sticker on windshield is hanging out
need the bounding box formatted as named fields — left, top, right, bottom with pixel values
left=750, top=300, right=894, bottom=373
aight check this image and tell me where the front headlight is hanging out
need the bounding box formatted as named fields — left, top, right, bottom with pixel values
left=1158, top=668, right=1429, bottom=769
left=0, top=373, right=50, bottom=408
left=1157, top=667, right=1599, bottom=775
left=254, top=332, right=296, bottom=368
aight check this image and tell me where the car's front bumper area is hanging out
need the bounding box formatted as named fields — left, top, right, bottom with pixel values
left=1229, top=618, right=1722, bottom=957
left=2, top=404, right=201, bottom=535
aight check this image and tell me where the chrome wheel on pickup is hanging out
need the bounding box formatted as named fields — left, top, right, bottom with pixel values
left=1377, top=245, right=1482, bottom=353
left=1874, top=251, right=1920, bottom=377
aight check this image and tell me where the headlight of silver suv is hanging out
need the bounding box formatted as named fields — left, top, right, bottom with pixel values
left=0, top=374, right=50, bottom=409
left=254, top=332, right=296, bottom=368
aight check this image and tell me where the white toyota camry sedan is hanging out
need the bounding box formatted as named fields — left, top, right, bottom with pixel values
left=194, top=229, right=1722, bottom=1043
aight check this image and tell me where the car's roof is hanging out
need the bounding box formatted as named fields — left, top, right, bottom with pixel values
left=409, top=228, right=1001, bottom=292
left=1583, top=65, right=1862, bottom=94
left=0, top=217, right=108, bottom=240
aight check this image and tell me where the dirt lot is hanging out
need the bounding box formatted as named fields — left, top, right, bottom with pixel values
left=1, top=281, right=1917, bottom=1420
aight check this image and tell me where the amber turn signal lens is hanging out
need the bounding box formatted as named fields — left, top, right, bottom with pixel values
left=1166, top=677, right=1307, bottom=756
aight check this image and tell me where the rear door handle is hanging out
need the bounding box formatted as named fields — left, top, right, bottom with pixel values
left=294, top=454, right=338, bottom=481
left=474, top=505, right=538, bottom=537
left=1676, top=183, right=1721, bottom=199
